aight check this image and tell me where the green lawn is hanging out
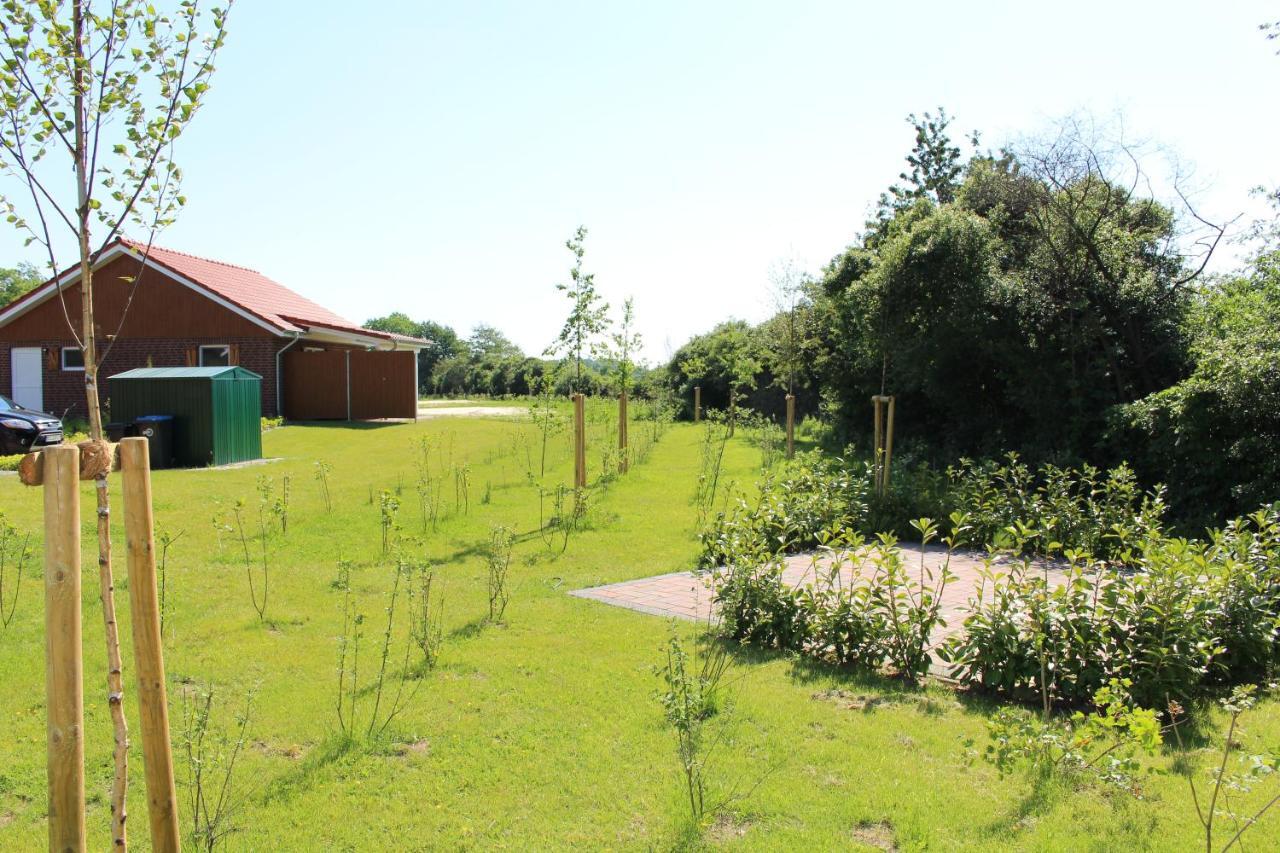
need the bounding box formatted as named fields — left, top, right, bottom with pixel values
left=1, top=404, right=1278, bottom=850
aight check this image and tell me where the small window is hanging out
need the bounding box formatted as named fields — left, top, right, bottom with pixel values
left=199, top=345, right=231, bottom=367
left=61, top=347, right=85, bottom=371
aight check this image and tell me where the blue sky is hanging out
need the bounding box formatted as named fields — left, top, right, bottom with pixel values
left=4, top=1, right=1278, bottom=362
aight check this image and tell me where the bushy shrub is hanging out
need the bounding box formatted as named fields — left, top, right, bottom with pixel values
left=713, top=520, right=963, bottom=682
left=698, top=452, right=869, bottom=568
left=714, top=536, right=812, bottom=652
left=983, top=679, right=1162, bottom=794
left=1204, top=508, right=1280, bottom=683
left=947, top=453, right=1167, bottom=561
left=941, top=506, right=1280, bottom=706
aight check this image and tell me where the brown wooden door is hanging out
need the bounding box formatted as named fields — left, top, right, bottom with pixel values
left=350, top=350, right=416, bottom=419
left=282, top=350, right=348, bottom=419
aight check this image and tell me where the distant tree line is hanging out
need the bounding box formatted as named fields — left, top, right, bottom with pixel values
left=363, top=312, right=653, bottom=398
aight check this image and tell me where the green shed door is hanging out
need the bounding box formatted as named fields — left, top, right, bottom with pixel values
left=211, top=372, right=262, bottom=465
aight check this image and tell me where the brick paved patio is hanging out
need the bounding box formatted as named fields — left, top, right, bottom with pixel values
left=570, top=544, right=1070, bottom=649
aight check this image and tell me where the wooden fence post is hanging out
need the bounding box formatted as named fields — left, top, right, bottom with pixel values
left=785, top=394, right=795, bottom=460
left=120, top=438, right=181, bottom=852
left=693, top=386, right=701, bottom=423
left=44, top=444, right=86, bottom=851
left=618, top=392, right=629, bottom=474
left=573, top=393, right=587, bottom=490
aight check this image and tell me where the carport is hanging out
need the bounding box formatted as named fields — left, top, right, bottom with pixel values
left=281, top=348, right=418, bottom=420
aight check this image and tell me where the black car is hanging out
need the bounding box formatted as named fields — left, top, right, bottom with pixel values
left=0, top=395, right=64, bottom=455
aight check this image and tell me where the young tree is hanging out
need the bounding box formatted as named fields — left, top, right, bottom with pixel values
left=714, top=322, right=761, bottom=436
left=604, top=296, right=642, bottom=397
left=0, top=2, right=232, bottom=845
left=767, top=256, right=807, bottom=396
left=546, top=225, right=609, bottom=393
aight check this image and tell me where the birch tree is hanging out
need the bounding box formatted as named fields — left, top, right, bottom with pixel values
left=0, top=2, right=232, bottom=846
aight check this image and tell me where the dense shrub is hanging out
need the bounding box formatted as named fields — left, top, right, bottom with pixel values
left=714, top=522, right=962, bottom=682
left=715, top=556, right=813, bottom=653
left=946, top=453, right=1167, bottom=562
left=707, top=447, right=1280, bottom=706
left=940, top=507, right=1280, bottom=706
left=697, top=452, right=869, bottom=568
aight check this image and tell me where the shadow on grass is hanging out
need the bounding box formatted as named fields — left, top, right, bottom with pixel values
left=975, top=774, right=1070, bottom=839
left=259, top=732, right=360, bottom=806
left=448, top=615, right=490, bottom=641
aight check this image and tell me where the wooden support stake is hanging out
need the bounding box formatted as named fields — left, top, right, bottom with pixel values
left=693, top=386, right=701, bottom=422
left=44, top=444, right=86, bottom=851
left=870, top=394, right=896, bottom=496
left=883, top=395, right=896, bottom=497
left=785, top=394, right=795, bottom=460
left=573, top=393, right=587, bottom=490
left=120, top=438, right=181, bottom=852
left=872, top=395, right=884, bottom=494
left=618, top=392, right=629, bottom=474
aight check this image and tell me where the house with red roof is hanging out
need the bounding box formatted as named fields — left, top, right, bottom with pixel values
left=0, top=239, right=426, bottom=420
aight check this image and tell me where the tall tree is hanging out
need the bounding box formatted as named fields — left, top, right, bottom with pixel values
left=0, top=261, right=40, bottom=306
left=876, top=108, right=971, bottom=219
left=546, top=225, right=609, bottom=393
left=0, top=2, right=231, bottom=845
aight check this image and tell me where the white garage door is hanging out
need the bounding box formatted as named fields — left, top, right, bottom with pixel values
left=11, top=347, right=43, bottom=411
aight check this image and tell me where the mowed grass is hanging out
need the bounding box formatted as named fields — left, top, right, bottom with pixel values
left=1, top=404, right=1278, bottom=851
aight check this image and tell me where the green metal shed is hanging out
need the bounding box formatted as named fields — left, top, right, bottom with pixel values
left=107, top=366, right=263, bottom=467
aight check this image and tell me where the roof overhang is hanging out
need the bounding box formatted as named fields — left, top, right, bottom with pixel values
left=299, top=326, right=426, bottom=352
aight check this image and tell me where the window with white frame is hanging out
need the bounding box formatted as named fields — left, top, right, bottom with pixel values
left=61, top=347, right=85, bottom=371
left=199, top=344, right=231, bottom=366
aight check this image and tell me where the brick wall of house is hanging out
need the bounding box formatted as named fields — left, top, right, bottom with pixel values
left=0, top=336, right=284, bottom=421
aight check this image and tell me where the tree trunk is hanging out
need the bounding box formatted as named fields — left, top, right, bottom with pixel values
left=73, top=3, right=129, bottom=847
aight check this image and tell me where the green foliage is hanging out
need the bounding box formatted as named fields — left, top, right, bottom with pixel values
left=0, top=1, right=232, bottom=258
left=180, top=684, right=256, bottom=852
left=486, top=524, right=514, bottom=622
left=654, top=626, right=731, bottom=823
left=669, top=116, right=1267, bottom=529
left=0, top=262, right=40, bottom=307
left=0, top=510, right=31, bottom=630
left=947, top=453, right=1167, bottom=562
left=1168, top=684, right=1280, bottom=852
left=983, top=679, right=1162, bottom=795
left=713, top=518, right=963, bottom=682
left=874, top=108, right=970, bottom=224
left=547, top=226, right=610, bottom=393
left=698, top=451, right=869, bottom=568
left=1114, top=259, right=1280, bottom=526
left=602, top=296, right=643, bottom=396
left=942, top=507, right=1280, bottom=708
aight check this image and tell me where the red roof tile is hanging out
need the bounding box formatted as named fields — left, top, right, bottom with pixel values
left=120, top=238, right=365, bottom=335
